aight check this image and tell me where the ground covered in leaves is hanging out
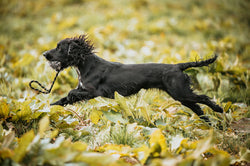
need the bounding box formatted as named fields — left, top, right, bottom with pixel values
left=0, top=0, right=249, bottom=165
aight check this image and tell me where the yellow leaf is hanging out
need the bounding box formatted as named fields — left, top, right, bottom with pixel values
left=13, top=130, right=35, bottom=162
left=50, top=105, right=65, bottom=114
left=14, top=100, right=32, bottom=121
left=50, top=129, right=59, bottom=139
left=149, top=129, right=170, bottom=157
left=188, top=130, right=214, bottom=159
left=224, top=102, right=231, bottom=113
left=39, top=115, right=50, bottom=137
left=74, top=152, right=119, bottom=165
left=0, top=148, right=14, bottom=159
left=134, top=145, right=151, bottom=165
left=72, top=141, right=88, bottom=152
left=190, top=50, right=200, bottom=61
left=98, top=144, right=132, bottom=158
left=180, top=138, right=197, bottom=150
left=89, top=110, right=103, bottom=124
left=15, top=109, right=32, bottom=121
left=13, top=54, right=34, bottom=68
left=0, top=100, right=9, bottom=119
left=59, top=17, right=78, bottom=30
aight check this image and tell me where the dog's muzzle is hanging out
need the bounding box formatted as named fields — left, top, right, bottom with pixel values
left=43, top=51, right=62, bottom=71
left=49, top=61, right=62, bottom=71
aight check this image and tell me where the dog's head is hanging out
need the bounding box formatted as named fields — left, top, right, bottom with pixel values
left=43, top=35, right=94, bottom=71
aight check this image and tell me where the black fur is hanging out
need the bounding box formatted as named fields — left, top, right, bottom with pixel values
left=43, top=35, right=223, bottom=123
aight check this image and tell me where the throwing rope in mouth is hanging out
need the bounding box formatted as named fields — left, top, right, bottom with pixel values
left=29, top=71, right=60, bottom=94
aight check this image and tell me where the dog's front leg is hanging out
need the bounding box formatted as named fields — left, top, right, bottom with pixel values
left=66, top=88, right=92, bottom=104
left=51, top=88, right=93, bottom=106
left=50, top=97, right=68, bottom=106
left=60, top=88, right=93, bottom=105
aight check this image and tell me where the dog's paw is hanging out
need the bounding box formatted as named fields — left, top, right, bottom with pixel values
left=215, top=105, right=224, bottom=113
left=50, top=101, right=64, bottom=106
left=50, top=102, right=67, bottom=107
left=50, top=97, right=68, bottom=106
left=50, top=102, right=60, bottom=106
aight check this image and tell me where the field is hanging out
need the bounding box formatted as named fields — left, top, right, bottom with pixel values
left=0, top=0, right=249, bottom=165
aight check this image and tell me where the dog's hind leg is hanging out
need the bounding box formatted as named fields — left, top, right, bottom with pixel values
left=185, top=94, right=223, bottom=113
left=162, top=70, right=218, bottom=122
left=181, top=101, right=210, bottom=123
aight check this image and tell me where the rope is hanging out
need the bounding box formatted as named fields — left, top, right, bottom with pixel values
left=29, top=71, right=60, bottom=94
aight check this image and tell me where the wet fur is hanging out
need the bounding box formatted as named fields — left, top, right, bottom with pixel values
left=43, top=35, right=223, bottom=123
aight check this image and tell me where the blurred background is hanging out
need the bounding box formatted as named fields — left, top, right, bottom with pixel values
left=0, top=0, right=249, bottom=104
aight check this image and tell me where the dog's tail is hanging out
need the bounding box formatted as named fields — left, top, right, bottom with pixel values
left=178, top=54, right=218, bottom=71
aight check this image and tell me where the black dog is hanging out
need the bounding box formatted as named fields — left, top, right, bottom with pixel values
left=43, top=35, right=223, bottom=122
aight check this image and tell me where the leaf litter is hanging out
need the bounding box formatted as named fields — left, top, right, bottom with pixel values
left=0, top=0, right=249, bottom=165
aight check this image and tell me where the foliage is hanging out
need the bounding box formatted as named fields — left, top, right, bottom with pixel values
left=0, top=0, right=249, bottom=165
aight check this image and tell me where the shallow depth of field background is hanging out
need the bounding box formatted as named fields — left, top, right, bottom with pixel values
left=0, top=0, right=249, bottom=165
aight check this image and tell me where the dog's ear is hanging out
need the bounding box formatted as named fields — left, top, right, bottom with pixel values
left=68, top=41, right=81, bottom=56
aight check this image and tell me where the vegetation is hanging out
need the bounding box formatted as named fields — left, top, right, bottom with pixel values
left=0, top=0, right=249, bottom=165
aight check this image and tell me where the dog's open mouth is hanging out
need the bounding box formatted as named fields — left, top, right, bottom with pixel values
left=49, top=61, right=62, bottom=71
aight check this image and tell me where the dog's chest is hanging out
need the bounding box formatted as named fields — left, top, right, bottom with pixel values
left=75, top=68, right=85, bottom=89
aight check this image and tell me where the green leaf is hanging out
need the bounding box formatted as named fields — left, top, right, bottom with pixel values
left=88, top=96, right=119, bottom=112
left=114, top=92, right=135, bottom=119
left=135, top=90, right=153, bottom=124
left=103, top=110, right=128, bottom=124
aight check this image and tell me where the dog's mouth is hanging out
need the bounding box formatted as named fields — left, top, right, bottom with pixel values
left=49, top=61, right=62, bottom=71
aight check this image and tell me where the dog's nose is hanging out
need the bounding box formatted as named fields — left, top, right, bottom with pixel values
left=43, top=51, right=48, bottom=57
left=43, top=51, right=52, bottom=60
